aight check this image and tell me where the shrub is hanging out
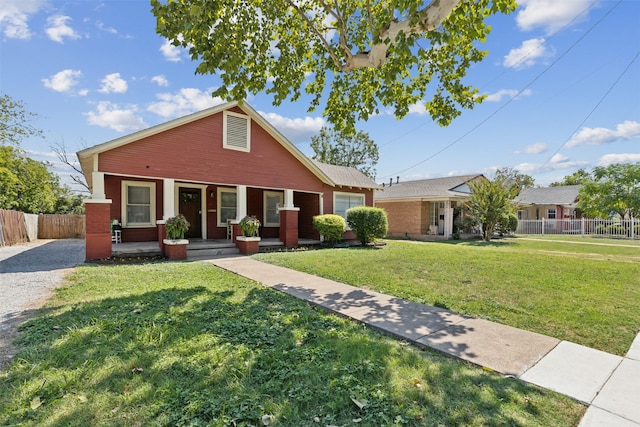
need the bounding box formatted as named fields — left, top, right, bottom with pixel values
left=497, top=214, right=518, bottom=235
left=165, top=214, right=190, bottom=240
left=346, top=206, right=388, bottom=245
left=595, top=224, right=607, bottom=235
left=312, top=214, right=346, bottom=244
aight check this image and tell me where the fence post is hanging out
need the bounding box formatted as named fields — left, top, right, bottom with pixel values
left=632, top=216, right=635, bottom=240
left=581, top=217, right=585, bottom=237
left=541, top=218, right=545, bottom=236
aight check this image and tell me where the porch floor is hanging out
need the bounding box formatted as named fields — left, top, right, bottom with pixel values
left=111, top=238, right=321, bottom=257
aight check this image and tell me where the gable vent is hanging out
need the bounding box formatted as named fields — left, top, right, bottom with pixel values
left=223, top=111, right=250, bottom=152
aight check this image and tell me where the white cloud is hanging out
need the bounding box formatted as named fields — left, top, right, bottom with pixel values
left=515, top=156, right=589, bottom=173
left=45, top=15, right=81, bottom=43
left=0, top=0, right=44, bottom=39
left=42, top=69, right=83, bottom=93
left=516, top=0, right=592, bottom=34
left=151, top=75, right=169, bottom=87
left=517, top=142, right=548, bottom=155
left=160, top=39, right=183, bottom=62
left=503, top=38, right=550, bottom=69
left=99, top=72, right=128, bottom=94
left=597, top=153, right=640, bottom=167
left=566, top=121, right=640, bottom=149
left=485, top=88, right=533, bottom=102
left=550, top=153, right=568, bottom=164
left=407, top=102, right=428, bottom=115
left=258, top=111, right=325, bottom=144
left=85, top=101, right=147, bottom=132
left=147, top=88, right=223, bottom=118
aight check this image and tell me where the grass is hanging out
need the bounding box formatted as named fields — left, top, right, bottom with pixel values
left=0, top=261, right=584, bottom=426
left=255, top=237, right=640, bottom=356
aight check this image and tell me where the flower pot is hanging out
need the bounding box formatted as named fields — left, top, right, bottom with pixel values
left=163, top=239, right=189, bottom=260
left=236, top=236, right=260, bottom=255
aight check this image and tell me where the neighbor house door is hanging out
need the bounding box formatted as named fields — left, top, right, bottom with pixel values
left=179, top=188, right=202, bottom=239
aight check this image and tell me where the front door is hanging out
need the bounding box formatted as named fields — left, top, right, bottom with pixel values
left=179, top=188, right=202, bottom=239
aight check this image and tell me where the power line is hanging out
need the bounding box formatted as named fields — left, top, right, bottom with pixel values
left=379, top=0, right=623, bottom=180
left=536, top=48, right=640, bottom=173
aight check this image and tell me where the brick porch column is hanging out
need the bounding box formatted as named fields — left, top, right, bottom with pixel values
left=84, top=199, right=112, bottom=260
left=279, top=208, right=300, bottom=248
left=157, top=220, right=167, bottom=256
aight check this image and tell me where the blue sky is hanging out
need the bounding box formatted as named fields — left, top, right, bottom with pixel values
left=1, top=0, right=639, bottom=192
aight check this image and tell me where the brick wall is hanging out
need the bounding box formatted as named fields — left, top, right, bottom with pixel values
left=376, top=200, right=424, bottom=235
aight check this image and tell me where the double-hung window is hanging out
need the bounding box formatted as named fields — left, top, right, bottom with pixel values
left=218, top=188, right=237, bottom=226
left=334, top=192, right=365, bottom=219
left=122, top=181, right=155, bottom=227
left=547, top=208, right=557, bottom=219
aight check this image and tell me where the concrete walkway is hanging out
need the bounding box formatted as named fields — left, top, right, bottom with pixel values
left=205, top=255, right=640, bottom=427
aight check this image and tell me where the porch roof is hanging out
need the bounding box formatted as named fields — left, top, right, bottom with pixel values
left=375, top=174, right=483, bottom=201
left=514, top=185, right=581, bottom=206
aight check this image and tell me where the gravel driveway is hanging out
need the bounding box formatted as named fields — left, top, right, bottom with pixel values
left=0, top=239, right=85, bottom=369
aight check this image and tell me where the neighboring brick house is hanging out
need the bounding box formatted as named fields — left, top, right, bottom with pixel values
left=374, top=175, right=485, bottom=239
left=77, top=101, right=380, bottom=260
left=514, top=185, right=582, bottom=221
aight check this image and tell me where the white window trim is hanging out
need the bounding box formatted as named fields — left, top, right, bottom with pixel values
left=121, top=180, right=156, bottom=228
left=547, top=208, right=557, bottom=219
left=223, top=111, right=251, bottom=152
left=217, top=187, right=237, bottom=227
left=333, top=191, right=365, bottom=220
left=263, top=191, right=284, bottom=227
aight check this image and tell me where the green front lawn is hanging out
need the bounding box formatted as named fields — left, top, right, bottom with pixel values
left=0, top=262, right=583, bottom=426
left=256, top=238, right=640, bottom=356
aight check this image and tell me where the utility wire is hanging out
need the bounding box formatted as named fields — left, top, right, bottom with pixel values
left=536, top=48, right=640, bottom=173
left=379, top=0, right=622, bottom=180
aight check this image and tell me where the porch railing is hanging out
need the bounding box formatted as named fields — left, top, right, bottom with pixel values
left=516, top=217, right=637, bottom=240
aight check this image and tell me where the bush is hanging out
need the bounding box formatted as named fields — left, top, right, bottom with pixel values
left=497, top=214, right=518, bottom=235
left=346, top=206, right=388, bottom=245
left=312, top=214, right=346, bottom=244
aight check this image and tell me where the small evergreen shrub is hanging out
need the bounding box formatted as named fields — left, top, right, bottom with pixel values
left=346, top=206, right=388, bottom=246
left=312, top=214, right=346, bottom=244
left=497, top=214, right=518, bottom=235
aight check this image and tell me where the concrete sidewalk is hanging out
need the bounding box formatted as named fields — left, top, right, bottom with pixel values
left=205, top=255, right=640, bottom=427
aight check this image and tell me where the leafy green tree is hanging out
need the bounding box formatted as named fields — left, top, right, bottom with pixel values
left=550, top=168, right=592, bottom=187
left=152, top=0, right=517, bottom=132
left=494, top=167, right=534, bottom=197
left=311, top=127, right=379, bottom=179
left=577, top=163, right=640, bottom=219
left=1, top=93, right=43, bottom=147
left=464, top=177, right=516, bottom=241
left=0, top=146, right=84, bottom=214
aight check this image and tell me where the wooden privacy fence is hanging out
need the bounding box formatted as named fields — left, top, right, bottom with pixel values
left=0, top=209, right=30, bottom=246
left=38, top=214, right=85, bottom=239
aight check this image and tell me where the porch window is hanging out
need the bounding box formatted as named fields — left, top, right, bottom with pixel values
left=217, top=188, right=237, bottom=226
left=223, top=111, right=250, bottom=152
left=430, top=202, right=444, bottom=226
left=122, top=181, right=156, bottom=227
left=547, top=208, right=556, bottom=219
left=264, top=191, right=283, bottom=227
left=334, top=192, right=365, bottom=219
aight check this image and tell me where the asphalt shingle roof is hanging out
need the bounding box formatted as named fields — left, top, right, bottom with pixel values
left=310, top=160, right=382, bottom=189
left=514, top=185, right=581, bottom=205
left=375, top=175, right=482, bottom=200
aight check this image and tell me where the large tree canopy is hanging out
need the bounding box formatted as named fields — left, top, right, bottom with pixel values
left=310, top=126, right=379, bottom=178
left=550, top=168, right=592, bottom=187
left=152, top=0, right=516, bottom=132
left=578, top=163, right=640, bottom=219
left=464, top=174, right=516, bottom=241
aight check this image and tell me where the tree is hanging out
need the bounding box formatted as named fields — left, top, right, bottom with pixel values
left=51, top=140, right=90, bottom=193
left=1, top=93, right=43, bottom=147
left=577, top=163, right=640, bottom=219
left=493, top=167, right=534, bottom=197
left=550, top=168, right=592, bottom=187
left=152, top=0, right=517, bottom=133
left=464, top=177, right=516, bottom=241
left=310, top=127, right=379, bottom=178
left=0, top=146, right=84, bottom=214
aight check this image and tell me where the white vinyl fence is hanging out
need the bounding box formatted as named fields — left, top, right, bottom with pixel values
left=516, top=217, right=637, bottom=240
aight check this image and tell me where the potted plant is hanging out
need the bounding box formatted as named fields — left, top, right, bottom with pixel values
left=163, top=214, right=190, bottom=260
left=236, top=215, right=261, bottom=254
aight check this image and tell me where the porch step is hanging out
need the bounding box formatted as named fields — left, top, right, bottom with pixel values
left=187, top=247, right=240, bottom=260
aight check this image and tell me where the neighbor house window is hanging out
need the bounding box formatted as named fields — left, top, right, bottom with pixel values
left=223, top=111, right=250, bottom=152
left=122, top=181, right=156, bottom=227
left=218, top=188, right=237, bottom=226
left=431, top=202, right=444, bottom=226
left=264, top=191, right=283, bottom=227
left=547, top=208, right=556, bottom=219
left=334, top=192, right=365, bottom=219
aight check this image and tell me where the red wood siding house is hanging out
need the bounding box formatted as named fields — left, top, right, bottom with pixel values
left=78, top=102, right=380, bottom=260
